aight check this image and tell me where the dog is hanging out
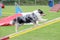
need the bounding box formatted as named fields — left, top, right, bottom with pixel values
left=10, top=9, right=47, bottom=32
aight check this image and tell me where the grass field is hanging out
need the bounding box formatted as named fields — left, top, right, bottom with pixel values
left=0, top=6, right=60, bottom=40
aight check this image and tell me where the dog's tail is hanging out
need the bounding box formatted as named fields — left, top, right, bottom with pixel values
left=10, top=19, right=16, bottom=25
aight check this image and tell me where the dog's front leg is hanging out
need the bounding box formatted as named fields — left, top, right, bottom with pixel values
left=38, top=18, right=48, bottom=22
left=41, top=19, right=48, bottom=22
left=33, top=21, right=39, bottom=27
left=36, top=21, right=41, bottom=26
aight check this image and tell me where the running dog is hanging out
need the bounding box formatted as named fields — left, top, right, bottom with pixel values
left=10, top=9, right=47, bottom=32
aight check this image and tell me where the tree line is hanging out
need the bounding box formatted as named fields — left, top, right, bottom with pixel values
left=0, top=0, right=60, bottom=5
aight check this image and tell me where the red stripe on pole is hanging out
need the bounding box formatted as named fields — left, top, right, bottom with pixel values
left=1, top=37, right=9, bottom=40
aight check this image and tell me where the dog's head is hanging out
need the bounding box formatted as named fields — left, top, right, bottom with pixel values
left=33, top=9, right=45, bottom=16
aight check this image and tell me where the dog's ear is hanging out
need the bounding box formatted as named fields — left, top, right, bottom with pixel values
left=38, top=9, right=44, bottom=14
left=38, top=9, right=42, bottom=13
left=38, top=9, right=41, bottom=11
left=38, top=9, right=41, bottom=12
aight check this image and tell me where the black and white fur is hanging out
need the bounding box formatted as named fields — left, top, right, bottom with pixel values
left=10, top=9, right=47, bottom=32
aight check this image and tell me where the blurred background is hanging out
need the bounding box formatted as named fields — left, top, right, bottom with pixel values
left=0, top=0, right=60, bottom=40
left=0, top=0, right=60, bottom=5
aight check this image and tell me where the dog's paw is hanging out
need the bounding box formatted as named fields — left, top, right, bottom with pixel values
left=43, top=19, right=48, bottom=22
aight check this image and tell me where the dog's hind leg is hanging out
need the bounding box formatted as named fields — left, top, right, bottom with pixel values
left=15, top=23, right=24, bottom=33
left=33, top=21, right=40, bottom=27
left=15, top=23, right=20, bottom=33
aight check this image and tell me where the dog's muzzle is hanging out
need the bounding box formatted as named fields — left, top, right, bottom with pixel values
left=41, top=14, right=46, bottom=16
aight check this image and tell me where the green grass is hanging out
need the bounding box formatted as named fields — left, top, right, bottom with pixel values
left=0, top=5, right=60, bottom=40
left=10, top=22, right=60, bottom=40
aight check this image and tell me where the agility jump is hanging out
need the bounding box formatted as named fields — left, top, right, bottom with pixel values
left=0, top=17, right=60, bottom=40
